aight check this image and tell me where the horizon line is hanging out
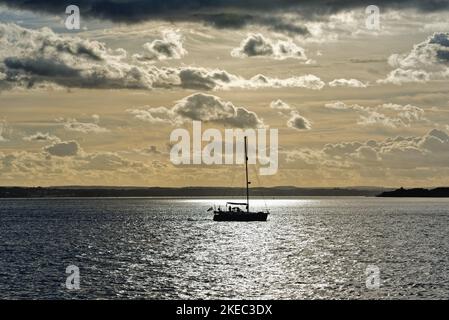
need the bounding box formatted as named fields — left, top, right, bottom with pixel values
left=0, top=185, right=442, bottom=189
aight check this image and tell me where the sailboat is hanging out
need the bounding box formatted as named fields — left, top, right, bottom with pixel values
left=211, top=136, right=270, bottom=222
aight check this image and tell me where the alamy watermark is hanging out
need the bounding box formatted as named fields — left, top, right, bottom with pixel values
left=365, top=264, right=380, bottom=290
left=365, top=5, right=380, bottom=30
left=65, top=264, right=80, bottom=290
left=65, top=5, right=80, bottom=30
left=170, top=121, right=279, bottom=175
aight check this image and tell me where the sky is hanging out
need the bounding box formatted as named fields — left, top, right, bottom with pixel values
left=1, top=1, right=449, bottom=187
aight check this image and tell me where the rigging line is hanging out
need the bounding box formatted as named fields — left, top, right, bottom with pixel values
left=223, top=163, right=238, bottom=201
left=252, top=162, right=269, bottom=212
left=222, top=123, right=240, bottom=202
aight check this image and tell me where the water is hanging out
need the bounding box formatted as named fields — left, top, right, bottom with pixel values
left=0, top=197, right=448, bottom=299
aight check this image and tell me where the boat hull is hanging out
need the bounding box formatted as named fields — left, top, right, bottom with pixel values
left=213, top=211, right=268, bottom=222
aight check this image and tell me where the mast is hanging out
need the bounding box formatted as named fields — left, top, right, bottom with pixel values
left=244, top=136, right=250, bottom=212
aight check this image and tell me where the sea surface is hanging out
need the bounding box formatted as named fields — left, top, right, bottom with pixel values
left=0, top=197, right=448, bottom=299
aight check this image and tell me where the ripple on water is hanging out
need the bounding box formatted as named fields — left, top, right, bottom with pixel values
left=0, top=197, right=448, bottom=299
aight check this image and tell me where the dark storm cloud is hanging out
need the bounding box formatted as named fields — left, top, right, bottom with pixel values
left=196, top=13, right=310, bottom=36
left=4, top=57, right=80, bottom=77
left=1, top=1, right=449, bottom=33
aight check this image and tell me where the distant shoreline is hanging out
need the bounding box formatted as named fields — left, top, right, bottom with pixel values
left=377, top=187, right=449, bottom=197
left=2, top=186, right=447, bottom=198
left=0, top=186, right=392, bottom=198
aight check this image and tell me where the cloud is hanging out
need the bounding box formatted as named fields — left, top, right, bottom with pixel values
left=357, top=111, right=407, bottom=128
left=177, top=67, right=325, bottom=90
left=287, top=111, right=312, bottom=130
left=379, top=32, right=449, bottom=84
left=177, top=67, right=240, bottom=90
left=128, top=106, right=172, bottom=124
left=43, top=140, right=80, bottom=157
left=4, top=1, right=449, bottom=48
left=286, top=128, right=449, bottom=172
left=2, top=1, right=449, bottom=25
left=92, top=114, right=100, bottom=123
left=0, top=23, right=324, bottom=92
left=128, top=92, right=263, bottom=128
left=231, top=33, right=310, bottom=61
left=197, top=13, right=310, bottom=36
left=0, top=23, right=174, bottom=90
left=379, top=68, right=431, bottom=85
left=0, top=142, right=158, bottom=185
left=328, top=78, right=367, bottom=88
left=77, top=152, right=134, bottom=171
left=324, top=101, right=358, bottom=111
left=380, top=103, right=426, bottom=121
left=270, top=100, right=312, bottom=130
left=324, top=101, right=427, bottom=128
left=270, top=99, right=292, bottom=111
left=23, top=132, right=60, bottom=142
left=57, top=117, right=109, bottom=133
left=379, top=129, right=449, bottom=168
left=249, top=74, right=325, bottom=90
left=133, top=30, right=187, bottom=62
left=141, top=145, right=162, bottom=155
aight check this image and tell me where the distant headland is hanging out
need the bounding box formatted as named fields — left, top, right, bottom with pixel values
left=3, top=186, right=448, bottom=198
left=377, top=187, right=449, bottom=197
left=0, top=186, right=391, bottom=198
